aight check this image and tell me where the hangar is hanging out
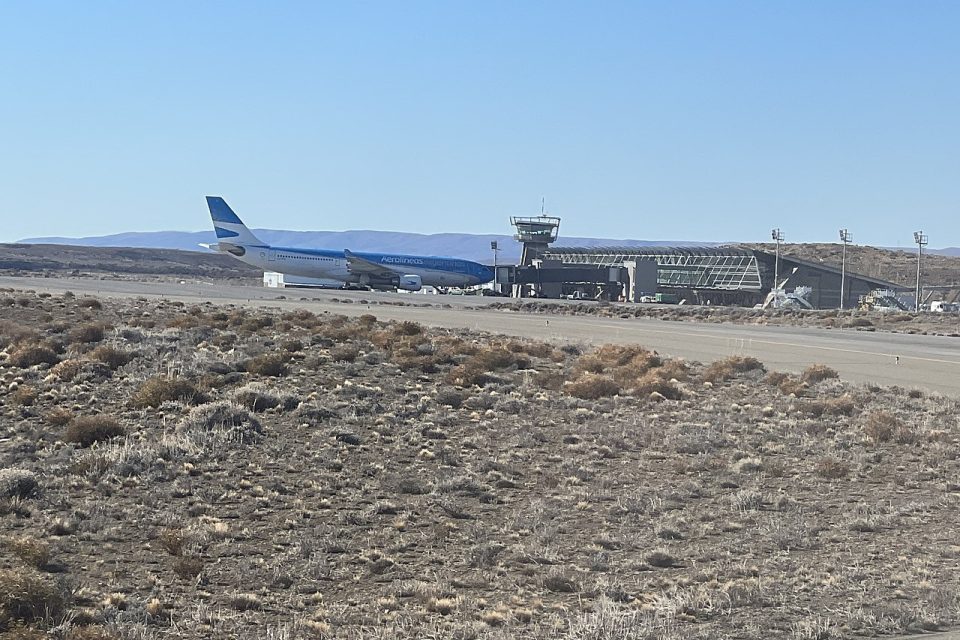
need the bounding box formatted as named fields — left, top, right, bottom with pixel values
left=499, top=214, right=906, bottom=308
left=539, top=246, right=906, bottom=308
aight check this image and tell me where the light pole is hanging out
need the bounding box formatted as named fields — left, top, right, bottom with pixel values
left=913, top=231, right=928, bottom=312
left=490, top=240, right=500, bottom=293
left=839, top=228, right=851, bottom=309
left=771, top=228, right=784, bottom=291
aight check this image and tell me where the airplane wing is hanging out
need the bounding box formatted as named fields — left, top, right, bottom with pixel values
left=344, top=249, right=396, bottom=280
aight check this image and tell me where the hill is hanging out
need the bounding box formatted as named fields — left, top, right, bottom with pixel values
left=0, top=243, right=258, bottom=281
left=742, top=242, right=960, bottom=288
left=20, top=230, right=704, bottom=264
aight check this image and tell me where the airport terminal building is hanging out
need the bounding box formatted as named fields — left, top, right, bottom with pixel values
left=537, top=246, right=904, bottom=308
left=500, top=216, right=905, bottom=308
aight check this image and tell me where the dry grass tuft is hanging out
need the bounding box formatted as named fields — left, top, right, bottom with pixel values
left=65, top=416, right=125, bottom=448
left=801, top=364, right=839, bottom=384
left=0, top=469, right=39, bottom=500
left=564, top=373, right=621, bottom=400
left=8, top=344, right=60, bottom=368
left=67, top=322, right=107, bottom=345
left=50, top=359, right=83, bottom=381
left=177, top=401, right=263, bottom=445
left=43, top=408, right=73, bottom=427
left=88, top=344, right=134, bottom=370
left=244, top=353, right=287, bottom=377
left=232, top=383, right=283, bottom=412
left=393, top=321, right=422, bottom=336
left=631, top=370, right=682, bottom=400
left=815, top=456, right=850, bottom=479
left=0, top=567, right=68, bottom=628
left=863, top=410, right=900, bottom=444
left=131, top=376, right=203, bottom=408
left=702, top=355, right=764, bottom=383
left=802, top=394, right=856, bottom=417
left=765, top=371, right=807, bottom=396
left=4, top=536, right=51, bottom=569
left=10, top=385, right=38, bottom=406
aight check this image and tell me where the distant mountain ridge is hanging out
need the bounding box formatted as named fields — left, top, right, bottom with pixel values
left=19, top=229, right=715, bottom=264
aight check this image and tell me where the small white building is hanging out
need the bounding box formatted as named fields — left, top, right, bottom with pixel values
left=263, top=271, right=343, bottom=289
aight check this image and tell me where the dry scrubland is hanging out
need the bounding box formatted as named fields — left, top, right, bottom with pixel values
left=487, top=300, right=960, bottom=338
left=1, top=289, right=959, bottom=640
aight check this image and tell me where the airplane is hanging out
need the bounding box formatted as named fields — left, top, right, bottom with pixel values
left=203, top=196, right=494, bottom=292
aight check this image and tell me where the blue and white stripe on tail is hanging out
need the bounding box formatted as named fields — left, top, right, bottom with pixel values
left=206, top=196, right=265, bottom=246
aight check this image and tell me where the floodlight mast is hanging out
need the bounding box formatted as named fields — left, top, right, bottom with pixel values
left=913, top=231, right=928, bottom=312
left=839, top=229, right=852, bottom=309
left=771, top=228, right=784, bottom=292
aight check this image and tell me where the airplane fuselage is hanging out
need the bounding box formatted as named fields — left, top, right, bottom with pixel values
left=225, top=243, right=492, bottom=289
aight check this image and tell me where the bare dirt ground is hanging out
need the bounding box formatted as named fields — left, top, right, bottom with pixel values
left=2, top=290, right=960, bottom=639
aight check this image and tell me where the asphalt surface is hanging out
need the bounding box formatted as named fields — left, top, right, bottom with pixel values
left=4, top=275, right=960, bottom=396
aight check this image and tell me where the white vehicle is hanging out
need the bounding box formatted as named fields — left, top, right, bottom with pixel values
left=931, top=301, right=958, bottom=313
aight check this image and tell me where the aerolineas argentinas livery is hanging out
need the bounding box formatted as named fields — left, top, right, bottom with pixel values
left=203, top=197, right=494, bottom=291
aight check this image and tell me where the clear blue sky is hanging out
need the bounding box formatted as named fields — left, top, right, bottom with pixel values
left=1, top=1, right=957, bottom=247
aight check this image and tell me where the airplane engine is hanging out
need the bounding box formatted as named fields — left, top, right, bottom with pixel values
left=397, top=274, right=422, bottom=292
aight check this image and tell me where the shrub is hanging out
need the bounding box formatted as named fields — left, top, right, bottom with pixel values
left=765, top=371, right=807, bottom=396
left=533, top=370, right=566, bottom=391
left=43, top=408, right=73, bottom=427
left=232, top=383, right=282, bottom=412
left=702, top=356, right=764, bottom=383
left=0, top=567, right=68, bottom=627
left=68, top=323, right=106, bottom=344
left=172, top=555, right=204, bottom=580
left=131, top=376, right=203, bottom=408
left=8, top=344, right=59, bottom=368
left=50, top=359, right=83, bottom=381
left=10, top=385, right=38, bottom=406
left=394, top=321, right=422, bottom=336
left=815, top=456, right=849, bottom=479
left=331, top=344, right=360, bottom=363
left=280, top=338, right=303, bottom=353
left=77, top=297, right=102, bottom=309
left=158, top=528, right=187, bottom=556
left=802, top=394, right=856, bottom=418
left=801, top=364, right=839, bottom=384
left=564, top=373, right=620, bottom=400
left=863, top=411, right=899, bottom=443
left=632, top=371, right=682, bottom=400
left=88, top=345, right=134, bottom=370
left=0, top=469, right=38, bottom=499
left=594, top=344, right=661, bottom=370
left=4, top=536, right=50, bottom=569
left=244, top=353, right=287, bottom=377
left=645, top=550, right=677, bottom=568
left=177, top=401, right=263, bottom=445
left=446, top=363, right=491, bottom=387
left=435, top=389, right=465, bottom=408
left=65, top=416, right=125, bottom=447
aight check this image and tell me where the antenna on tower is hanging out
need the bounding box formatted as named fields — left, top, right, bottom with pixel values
left=541, top=196, right=545, bottom=216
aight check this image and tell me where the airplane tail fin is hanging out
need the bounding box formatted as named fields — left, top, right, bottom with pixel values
left=205, top=196, right=266, bottom=246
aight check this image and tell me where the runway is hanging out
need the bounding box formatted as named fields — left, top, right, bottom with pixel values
left=4, top=276, right=959, bottom=396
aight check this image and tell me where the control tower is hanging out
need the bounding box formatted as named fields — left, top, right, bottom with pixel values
left=510, top=214, right=561, bottom=267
